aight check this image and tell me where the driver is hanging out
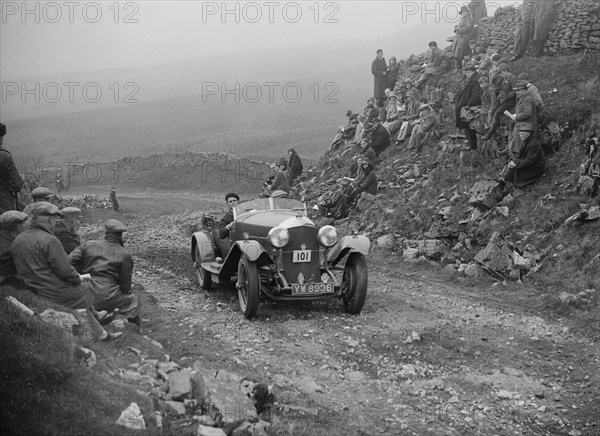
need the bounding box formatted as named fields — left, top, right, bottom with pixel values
left=219, top=193, right=239, bottom=239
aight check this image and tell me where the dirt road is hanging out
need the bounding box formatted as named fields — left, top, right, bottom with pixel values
left=83, top=191, right=599, bottom=436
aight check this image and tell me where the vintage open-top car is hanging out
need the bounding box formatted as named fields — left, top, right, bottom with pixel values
left=191, top=197, right=371, bottom=319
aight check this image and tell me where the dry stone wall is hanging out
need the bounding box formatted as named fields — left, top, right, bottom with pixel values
left=475, top=0, right=600, bottom=55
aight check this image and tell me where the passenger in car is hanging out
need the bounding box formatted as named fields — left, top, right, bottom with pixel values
left=219, top=193, right=239, bottom=239
left=261, top=158, right=291, bottom=197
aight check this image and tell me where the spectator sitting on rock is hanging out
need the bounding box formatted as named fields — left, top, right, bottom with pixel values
left=475, top=47, right=492, bottom=72
left=365, top=118, right=390, bottom=157
left=22, top=186, right=56, bottom=215
left=383, top=91, right=403, bottom=136
left=0, top=211, right=30, bottom=280
left=506, top=80, right=539, bottom=159
left=478, top=76, right=492, bottom=133
left=261, top=158, right=290, bottom=197
left=454, top=63, right=482, bottom=151
left=288, top=148, right=303, bottom=180
left=54, top=207, right=82, bottom=254
left=482, top=63, right=518, bottom=140
left=11, top=202, right=120, bottom=340
left=417, top=41, right=451, bottom=88
left=408, top=104, right=440, bottom=153
left=501, top=123, right=545, bottom=188
left=396, top=93, right=424, bottom=146
left=70, top=219, right=141, bottom=329
left=343, top=158, right=378, bottom=208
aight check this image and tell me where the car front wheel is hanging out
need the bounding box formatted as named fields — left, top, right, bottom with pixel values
left=237, top=255, right=259, bottom=319
left=342, top=253, right=368, bottom=314
left=195, top=245, right=212, bottom=291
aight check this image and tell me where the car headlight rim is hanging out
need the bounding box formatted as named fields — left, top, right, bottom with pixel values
left=268, top=227, right=290, bottom=248
left=318, top=225, right=338, bottom=247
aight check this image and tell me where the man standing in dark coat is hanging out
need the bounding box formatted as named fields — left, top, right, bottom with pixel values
left=503, top=124, right=545, bottom=188
left=455, top=64, right=482, bottom=150
left=54, top=207, right=82, bottom=254
left=287, top=148, right=303, bottom=180
left=70, top=219, right=141, bottom=328
left=371, top=49, right=388, bottom=105
left=0, top=122, right=24, bottom=214
left=511, top=0, right=536, bottom=61
left=366, top=118, right=390, bottom=156
left=0, top=210, right=29, bottom=280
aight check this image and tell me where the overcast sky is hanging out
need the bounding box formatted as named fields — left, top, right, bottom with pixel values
left=1, top=0, right=521, bottom=78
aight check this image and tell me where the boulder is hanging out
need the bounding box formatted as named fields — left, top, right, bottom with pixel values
left=376, top=234, right=395, bottom=249
left=168, top=369, right=193, bottom=400
left=115, top=402, right=145, bottom=430
left=474, top=241, right=513, bottom=275
left=468, top=180, right=505, bottom=210
left=197, top=425, right=227, bottom=436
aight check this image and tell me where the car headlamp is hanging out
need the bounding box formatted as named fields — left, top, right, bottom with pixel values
left=318, top=225, right=338, bottom=247
left=268, top=227, right=289, bottom=248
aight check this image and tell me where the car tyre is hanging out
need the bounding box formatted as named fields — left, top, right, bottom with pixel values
left=195, top=245, right=212, bottom=291
left=342, top=253, right=368, bottom=314
left=237, top=255, right=260, bottom=319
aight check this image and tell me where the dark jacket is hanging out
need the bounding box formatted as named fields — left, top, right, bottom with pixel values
left=369, top=124, right=391, bottom=156
left=270, top=168, right=290, bottom=193
left=357, top=170, right=378, bottom=195
left=11, top=220, right=92, bottom=309
left=498, top=73, right=518, bottom=104
left=53, top=221, right=81, bottom=254
left=219, top=210, right=234, bottom=239
left=505, top=135, right=546, bottom=188
left=371, top=56, right=388, bottom=99
left=0, top=147, right=24, bottom=214
left=533, top=0, right=555, bottom=40
left=69, top=234, right=137, bottom=316
left=514, top=89, right=538, bottom=132
left=0, top=230, right=18, bottom=278
left=288, top=150, right=303, bottom=179
left=455, top=72, right=482, bottom=128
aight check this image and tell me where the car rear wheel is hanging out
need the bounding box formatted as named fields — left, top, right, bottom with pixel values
left=342, top=253, right=368, bottom=314
left=237, top=255, right=259, bottom=319
left=195, top=245, right=212, bottom=291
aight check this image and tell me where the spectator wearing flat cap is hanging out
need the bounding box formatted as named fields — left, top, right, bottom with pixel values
left=418, top=41, right=451, bottom=87
left=110, top=187, right=120, bottom=212
left=11, top=202, right=119, bottom=339
left=455, top=63, right=482, bottom=150
left=502, top=123, right=545, bottom=188
left=0, top=122, right=25, bottom=215
left=70, top=219, right=141, bottom=328
left=262, top=158, right=290, bottom=198
left=288, top=148, right=303, bottom=180
left=408, top=104, right=440, bottom=153
left=22, top=187, right=56, bottom=216
left=343, top=158, right=378, bottom=208
left=219, top=193, right=239, bottom=240
left=505, top=80, right=539, bottom=155
left=372, top=49, right=388, bottom=106
left=54, top=207, right=82, bottom=254
left=0, top=210, right=30, bottom=279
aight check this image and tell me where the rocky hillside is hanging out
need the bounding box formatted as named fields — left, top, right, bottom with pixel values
left=291, top=52, right=599, bottom=322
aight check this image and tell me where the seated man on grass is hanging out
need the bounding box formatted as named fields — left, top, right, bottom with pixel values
left=69, top=219, right=141, bottom=329
left=11, top=202, right=120, bottom=340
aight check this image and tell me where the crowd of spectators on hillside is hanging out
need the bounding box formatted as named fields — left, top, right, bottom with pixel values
left=315, top=0, right=556, bottom=220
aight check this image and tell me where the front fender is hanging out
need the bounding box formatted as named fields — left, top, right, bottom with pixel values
left=221, top=240, right=272, bottom=276
left=191, top=231, right=215, bottom=263
left=327, top=234, right=371, bottom=266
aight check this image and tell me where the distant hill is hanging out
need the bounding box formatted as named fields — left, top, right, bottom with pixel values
left=4, top=21, right=450, bottom=165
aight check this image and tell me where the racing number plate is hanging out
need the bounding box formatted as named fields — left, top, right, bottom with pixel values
left=292, top=249, right=311, bottom=263
left=292, top=283, right=334, bottom=295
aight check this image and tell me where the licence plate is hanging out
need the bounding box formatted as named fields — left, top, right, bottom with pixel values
left=292, top=282, right=334, bottom=295
left=292, top=249, right=311, bottom=263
